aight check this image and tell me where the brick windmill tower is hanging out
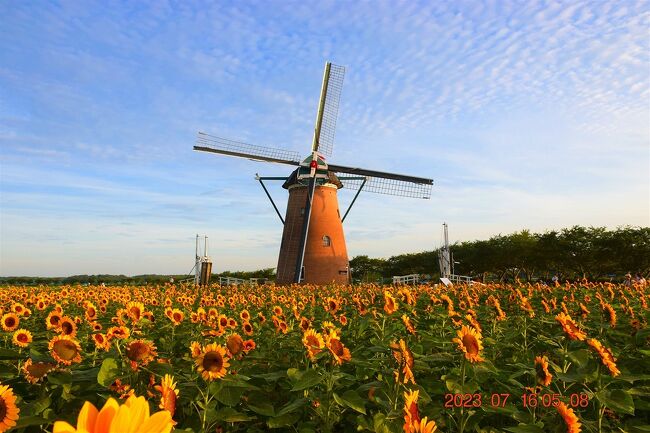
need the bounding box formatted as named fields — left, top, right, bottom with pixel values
left=194, top=62, right=433, bottom=284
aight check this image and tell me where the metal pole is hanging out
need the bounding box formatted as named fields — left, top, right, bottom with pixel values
left=341, top=178, right=367, bottom=222
left=257, top=177, right=285, bottom=224
left=195, top=235, right=199, bottom=286
left=294, top=176, right=317, bottom=283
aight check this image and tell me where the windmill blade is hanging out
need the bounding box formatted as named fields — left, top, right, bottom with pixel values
left=312, top=63, right=345, bottom=157
left=195, top=132, right=302, bottom=166
left=329, top=163, right=433, bottom=199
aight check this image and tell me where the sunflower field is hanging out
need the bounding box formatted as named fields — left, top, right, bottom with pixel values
left=0, top=281, right=647, bottom=433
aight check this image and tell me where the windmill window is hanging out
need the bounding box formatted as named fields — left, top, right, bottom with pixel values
left=322, top=235, right=331, bottom=247
left=300, top=208, right=305, bottom=215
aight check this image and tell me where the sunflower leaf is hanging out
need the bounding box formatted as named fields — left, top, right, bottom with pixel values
left=503, top=423, right=545, bottom=433
left=0, top=348, right=21, bottom=359
left=267, top=412, right=300, bottom=428
left=214, top=385, right=245, bottom=406
left=213, top=407, right=253, bottom=422
left=333, top=390, right=366, bottom=414
left=291, top=369, right=322, bottom=391
left=597, top=389, right=635, bottom=415
left=97, top=357, right=120, bottom=387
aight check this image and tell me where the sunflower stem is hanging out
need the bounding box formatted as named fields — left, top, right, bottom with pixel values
left=523, top=315, right=527, bottom=351
left=201, top=381, right=211, bottom=431
left=596, top=364, right=603, bottom=433
left=459, top=358, right=467, bottom=433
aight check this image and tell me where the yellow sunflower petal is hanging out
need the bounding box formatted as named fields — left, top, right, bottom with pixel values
left=108, top=404, right=132, bottom=433
left=52, top=421, right=77, bottom=433
left=95, top=398, right=120, bottom=433
left=139, top=411, right=174, bottom=433
left=76, top=401, right=99, bottom=432
left=124, top=396, right=150, bottom=432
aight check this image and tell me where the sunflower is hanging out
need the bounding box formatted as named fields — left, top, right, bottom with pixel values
left=194, top=343, right=230, bottom=381
left=391, top=339, right=416, bottom=384
left=556, top=402, right=582, bottom=433
left=326, top=297, right=340, bottom=314
left=202, top=328, right=224, bottom=337
left=92, top=333, right=111, bottom=351
left=126, top=301, right=145, bottom=323
left=58, top=316, right=77, bottom=337
left=52, top=395, right=173, bottom=433
left=154, top=374, right=179, bottom=418
left=384, top=291, right=398, bottom=315
left=411, top=417, right=438, bottom=433
left=299, top=317, right=311, bottom=332
left=85, top=303, right=98, bottom=322
left=242, top=321, right=254, bottom=336
left=534, top=356, right=553, bottom=386
left=1, top=313, right=19, bottom=332
left=239, top=309, right=251, bottom=321
left=402, top=314, right=416, bottom=335
left=452, top=325, right=484, bottom=363
left=321, top=321, right=338, bottom=334
left=170, top=309, right=184, bottom=326
left=587, top=338, right=620, bottom=377
left=22, top=358, right=56, bottom=384
left=125, top=340, right=158, bottom=367
left=242, top=339, right=256, bottom=353
left=403, top=389, right=420, bottom=432
left=325, top=330, right=351, bottom=365
left=555, top=312, right=587, bottom=341
left=107, top=326, right=130, bottom=340
left=12, top=329, right=32, bottom=348
left=302, top=329, right=325, bottom=360
left=603, top=303, right=617, bottom=328
left=0, top=383, right=19, bottom=432
left=519, top=297, right=535, bottom=318
left=277, top=320, right=288, bottom=334
left=226, top=334, right=244, bottom=356
left=49, top=335, right=83, bottom=365
left=440, top=294, right=453, bottom=310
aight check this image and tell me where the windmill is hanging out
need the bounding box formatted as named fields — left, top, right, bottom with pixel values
left=194, top=62, right=433, bottom=284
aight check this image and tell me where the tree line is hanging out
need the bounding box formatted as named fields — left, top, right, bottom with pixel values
left=349, top=226, right=650, bottom=283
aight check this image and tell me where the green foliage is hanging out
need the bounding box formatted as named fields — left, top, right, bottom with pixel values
left=350, top=225, right=650, bottom=282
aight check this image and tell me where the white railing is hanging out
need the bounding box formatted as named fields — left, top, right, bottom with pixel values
left=219, top=276, right=245, bottom=285
left=449, top=274, right=473, bottom=283
left=392, top=274, right=420, bottom=285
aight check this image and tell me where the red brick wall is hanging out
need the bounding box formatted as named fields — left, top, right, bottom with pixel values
left=276, top=184, right=349, bottom=284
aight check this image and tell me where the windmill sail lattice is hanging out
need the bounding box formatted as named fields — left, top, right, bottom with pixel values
left=196, top=132, right=301, bottom=165
left=337, top=176, right=431, bottom=199
left=314, top=64, right=345, bottom=157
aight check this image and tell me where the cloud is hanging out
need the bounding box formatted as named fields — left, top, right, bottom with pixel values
left=0, top=0, right=648, bottom=275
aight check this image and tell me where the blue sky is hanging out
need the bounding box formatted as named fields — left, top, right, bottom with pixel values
left=1, top=0, right=649, bottom=276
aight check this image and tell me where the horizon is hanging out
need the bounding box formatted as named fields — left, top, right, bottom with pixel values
left=1, top=224, right=645, bottom=278
left=2, top=1, right=649, bottom=277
